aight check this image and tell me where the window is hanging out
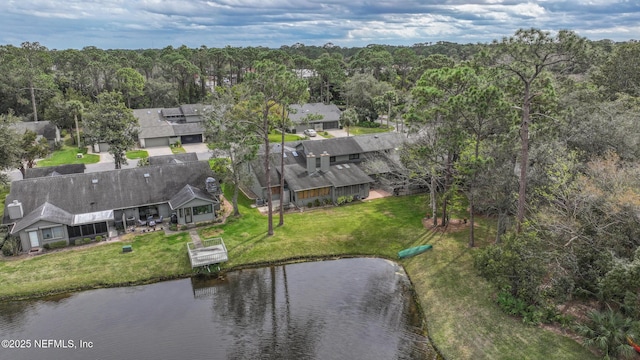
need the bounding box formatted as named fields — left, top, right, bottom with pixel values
left=298, top=187, right=331, bottom=199
left=42, top=226, right=64, bottom=240
left=349, top=154, right=360, bottom=160
left=193, top=204, right=212, bottom=215
left=330, top=156, right=336, bottom=163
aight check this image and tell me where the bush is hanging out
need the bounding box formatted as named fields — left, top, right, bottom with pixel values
left=1, top=237, right=21, bottom=256
left=95, top=235, right=103, bottom=242
left=357, top=121, right=381, bottom=128
left=169, top=224, right=178, bottom=231
left=314, top=199, right=321, bottom=207
left=180, top=225, right=188, bottom=231
left=307, top=202, right=313, bottom=208
left=47, top=240, right=68, bottom=249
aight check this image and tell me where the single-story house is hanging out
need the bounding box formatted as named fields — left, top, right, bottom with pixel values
left=247, top=133, right=407, bottom=207
left=12, top=121, right=61, bottom=148
left=132, top=104, right=211, bottom=149
left=3, top=161, right=221, bottom=253
left=287, top=103, right=341, bottom=134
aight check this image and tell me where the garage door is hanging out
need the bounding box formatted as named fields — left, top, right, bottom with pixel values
left=181, top=134, right=203, bottom=144
left=145, top=137, right=170, bottom=148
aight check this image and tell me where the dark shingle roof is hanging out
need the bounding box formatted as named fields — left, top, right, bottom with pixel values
left=168, top=184, right=218, bottom=209
left=12, top=121, right=58, bottom=140
left=12, top=202, right=74, bottom=233
left=25, top=164, right=86, bottom=179
left=288, top=103, right=341, bottom=124
left=299, top=137, right=363, bottom=157
left=352, top=133, right=405, bottom=153
left=284, top=163, right=373, bottom=192
left=148, top=153, right=199, bottom=166
left=3, top=162, right=215, bottom=225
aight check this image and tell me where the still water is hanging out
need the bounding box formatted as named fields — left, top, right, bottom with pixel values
left=0, top=258, right=436, bottom=360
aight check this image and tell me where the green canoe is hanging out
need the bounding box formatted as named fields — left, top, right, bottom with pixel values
left=398, top=244, right=433, bottom=259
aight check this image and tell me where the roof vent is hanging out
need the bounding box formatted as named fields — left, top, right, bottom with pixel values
left=144, top=173, right=150, bottom=178
left=336, top=165, right=343, bottom=170
left=91, top=179, right=99, bottom=184
left=344, top=164, right=351, bottom=168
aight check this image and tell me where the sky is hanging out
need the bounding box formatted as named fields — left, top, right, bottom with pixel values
left=2, top=0, right=640, bottom=50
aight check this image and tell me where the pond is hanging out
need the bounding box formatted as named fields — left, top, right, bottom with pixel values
left=0, top=258, right=437, bottom=360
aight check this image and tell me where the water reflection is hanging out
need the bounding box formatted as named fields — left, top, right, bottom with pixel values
left=0, top=258, right=436, bottom=360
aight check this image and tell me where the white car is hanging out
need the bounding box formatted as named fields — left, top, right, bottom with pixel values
left=304, top=129, right=317, bottom=137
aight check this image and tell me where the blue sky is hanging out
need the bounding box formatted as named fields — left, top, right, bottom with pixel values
left=2, top=0, right=640, bottom=49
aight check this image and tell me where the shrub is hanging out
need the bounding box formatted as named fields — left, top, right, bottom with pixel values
left=357, top=121, right=381, bottom=128
left=48, top=240, right=68, bottom=249
left=95, top=235, right=103, bottom=242
left=314, top=199, right=321, bottom=207
left=575, top=307, right=637, bottom=359
left=2, top=237, right=21, bottom=256
left=307, top=202, right=313, bottom=208
left=169, top=224, right=178, bottom=231
left=180, top=225, right=188, bottom=231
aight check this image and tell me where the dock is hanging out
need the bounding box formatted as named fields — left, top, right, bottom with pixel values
left=187, top=236, right=228, bottom=269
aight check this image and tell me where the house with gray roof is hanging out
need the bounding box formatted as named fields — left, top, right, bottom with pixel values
left=3, top=161, right=221, bottom=253
left=24, top=164, right=86, bottom=179
left=247, top=132, right=407, bottom=207
left=287, top=103, right=341, bottom=134
left=12, top=121, right=61, bottom=148
left=133, top=104, right=211, bottom=148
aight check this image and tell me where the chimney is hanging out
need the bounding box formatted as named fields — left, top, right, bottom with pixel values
left=7, top=200, right=24, bottom=220
left=306, top=152, right=316, bottom=175
left=320, top=151, right=330, bottom=173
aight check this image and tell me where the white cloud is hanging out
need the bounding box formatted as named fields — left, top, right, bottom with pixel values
left=1, top=0, right=638, bottom=49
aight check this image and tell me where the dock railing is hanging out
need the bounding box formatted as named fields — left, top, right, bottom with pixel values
left=187, top=237, right=228, bottom=268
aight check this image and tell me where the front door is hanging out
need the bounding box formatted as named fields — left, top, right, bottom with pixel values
left=28, top=231, right=39, bottom=248
left=185, top=207, right=192, bottom=223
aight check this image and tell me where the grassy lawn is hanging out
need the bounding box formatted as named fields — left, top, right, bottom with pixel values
left=348, top=125, right=394, bottom=135
left=126, top=150, right=149, bottom=159
left=37, top=146, right=100, bottom=167
left=0, top=189, right=595, bottom=359
left=268, top=132, right=304, bottom=142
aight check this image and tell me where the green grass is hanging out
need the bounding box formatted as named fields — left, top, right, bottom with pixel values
left=268, top=132, right=303, bottom=143
left=171, top=145, right=186, bottom=154
left=0, top=185, right=8, bottom=218
left=0, top=189, right=596, bottom=360
left=349, top=125, right=394, bottom=135
left=37, top=145, right=100, bottom=167
left=126, top=150, right=149, bottom=159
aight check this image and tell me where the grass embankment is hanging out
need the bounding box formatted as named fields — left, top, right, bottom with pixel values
left=37, top=145, right=100, bottom=167
left=0, top=190, right=595, bottom=359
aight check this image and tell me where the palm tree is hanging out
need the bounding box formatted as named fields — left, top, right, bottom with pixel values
left=67, top=100, right=84, bottom=147
left=575, top=307, right=637, bottom=359
left=340, top=107, right=358, bottom=137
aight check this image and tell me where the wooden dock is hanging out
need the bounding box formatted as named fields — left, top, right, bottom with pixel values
left=187, top=236, right=228, bottom=268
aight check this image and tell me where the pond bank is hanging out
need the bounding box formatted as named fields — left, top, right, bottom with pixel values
left=0, top=194, right=596, bottom=359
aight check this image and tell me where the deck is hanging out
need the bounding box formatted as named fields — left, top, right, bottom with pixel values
left=187, top=237, right=229, bottom=268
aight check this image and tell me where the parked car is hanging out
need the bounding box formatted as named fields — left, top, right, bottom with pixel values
left=304, top=129, right=317, bottom=137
